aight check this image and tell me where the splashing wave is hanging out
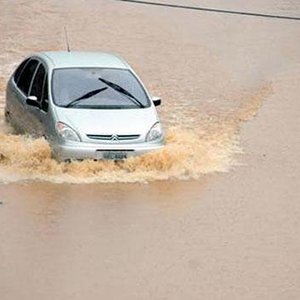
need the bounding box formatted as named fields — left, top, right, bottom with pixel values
left=0, top=84, right=272, bottom=183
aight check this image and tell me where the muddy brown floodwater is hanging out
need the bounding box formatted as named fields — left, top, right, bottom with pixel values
left=0, top=0, right=300, bottom=299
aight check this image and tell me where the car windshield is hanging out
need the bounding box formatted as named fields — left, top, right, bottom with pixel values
left=52, top=68, right=151, bottom=109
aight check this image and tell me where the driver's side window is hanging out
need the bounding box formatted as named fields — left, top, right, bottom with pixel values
left=29, top=63, right=49, bottom=112
left=30, top=63, right=45, bottom=101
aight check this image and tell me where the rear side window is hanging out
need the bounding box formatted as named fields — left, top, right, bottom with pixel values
left=17, top=59, right=39, bottom=96
left=30, top=64, right=46, bottom=102
left=14, top=58, right=30, bottom=84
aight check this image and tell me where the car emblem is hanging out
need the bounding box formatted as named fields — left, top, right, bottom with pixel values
left=111, top=134, right=119, bottom=141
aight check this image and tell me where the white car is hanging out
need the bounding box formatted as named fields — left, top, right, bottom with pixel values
left=5, top=51, right=164, bottom=161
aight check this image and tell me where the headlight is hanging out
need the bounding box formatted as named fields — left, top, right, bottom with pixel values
left=56, top=122, right=81, bottom=142
left=146, top=122, right=163, bottom=142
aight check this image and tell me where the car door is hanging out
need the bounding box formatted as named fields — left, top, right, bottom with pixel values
left=10, top=58, right=39, bottom=133
left=27, top=62, right=48, bottom=137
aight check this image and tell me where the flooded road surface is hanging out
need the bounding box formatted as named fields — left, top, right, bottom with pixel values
left=1, top=0, right=300, bottom=299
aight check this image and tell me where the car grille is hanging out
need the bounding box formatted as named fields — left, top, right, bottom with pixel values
left=86, top=134, right=140, bottom=141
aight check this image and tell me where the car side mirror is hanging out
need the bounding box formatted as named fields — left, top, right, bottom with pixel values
left=26, top=96, right=40, bottom=108
left=152, top=96, right=161, bottom=107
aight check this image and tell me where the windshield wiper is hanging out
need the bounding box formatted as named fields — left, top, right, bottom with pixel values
left=65, top=87, right=108, bottom=108
left=98, top=77, right=145, bottom=108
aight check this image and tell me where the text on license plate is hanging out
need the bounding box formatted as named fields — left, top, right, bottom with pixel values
left=100, top=151, right=128, bottom=160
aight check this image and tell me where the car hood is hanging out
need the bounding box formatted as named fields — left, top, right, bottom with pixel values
left=54, top=106, right=159, bottom=137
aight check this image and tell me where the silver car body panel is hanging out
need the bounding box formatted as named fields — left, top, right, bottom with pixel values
left=5, top=51, right=164, bottom=161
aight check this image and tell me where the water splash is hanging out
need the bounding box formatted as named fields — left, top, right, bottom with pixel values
left=0, top=84, right=272, bottom=184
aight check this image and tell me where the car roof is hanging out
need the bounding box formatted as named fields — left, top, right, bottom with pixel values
left=36, top=51, right=131, bottom=70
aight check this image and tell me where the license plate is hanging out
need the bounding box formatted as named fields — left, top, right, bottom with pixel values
left=101, top=151, right=128, bottom=160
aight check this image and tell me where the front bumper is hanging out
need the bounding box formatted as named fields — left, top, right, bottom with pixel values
left=51, top=140, right=164, bottom=161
